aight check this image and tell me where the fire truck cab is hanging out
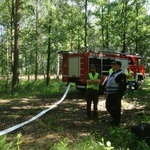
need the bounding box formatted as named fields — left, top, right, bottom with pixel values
left=126, top=54, right=145, bottom=89
left=59, top=50, right=145, bottom=94
left=105, top=53, right=145, bottom=89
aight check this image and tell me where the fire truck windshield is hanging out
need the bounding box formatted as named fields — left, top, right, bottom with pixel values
left=137, top=58, right=144, bottom=65
left=128, top=58, right=133, bottom=65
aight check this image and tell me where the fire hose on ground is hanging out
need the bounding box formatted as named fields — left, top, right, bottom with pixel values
left=0, top=83, right=71, bottom=136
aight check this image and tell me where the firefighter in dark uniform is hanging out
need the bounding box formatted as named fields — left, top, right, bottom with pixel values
left=105, top=61, right=126, bottom=126
left=86, top=65, right=101, bottom=119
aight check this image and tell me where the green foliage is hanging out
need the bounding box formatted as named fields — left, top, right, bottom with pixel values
left=0, top=0, right=150, bottom=82
left=50, top=129, right=149, bottom=150
left=73, top=136, right=114, bottom=150
left=105, top=127, right=149, bottom=150
left=0, top=136, right=12, bottom=150
left=50, top=136, right=114, bottom=150
left=51, top=138, right=69, bottom=150
left=16, top=133, right=23, bottom=150
left=0, top=133, right=22, bottom=150
left=0, top=79, right=66, bottom=98
left=1, top=131, right=149, bottom=150
left=143, top=115, right=150, bottom=124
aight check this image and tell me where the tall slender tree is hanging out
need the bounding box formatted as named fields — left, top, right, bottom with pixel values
left=121, top=0, right=128, bottom=53
left=46, top=0, right=52, bottom=85
left=84, top=0, right=87, bottom=48
left=106, top=0, right=110, bottom=48
left=101, top=3, right=105, bottom=48
left=35, top=0, right=39, bottom=80
left=135, top=0, right=139, bottom=54
left=11, top=0, right=20, bottom=93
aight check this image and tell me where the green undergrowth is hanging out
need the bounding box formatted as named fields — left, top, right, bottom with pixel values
left=0, top=79, right=74, bottom=99
left=1, top=128, right=149, bottom=150
left=51, top=128, right=150, bottom=150
left=0, top=133, right=22, bottom=150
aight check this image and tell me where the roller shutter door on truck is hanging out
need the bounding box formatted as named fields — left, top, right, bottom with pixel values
left=68, top=56, right=80, bottom=77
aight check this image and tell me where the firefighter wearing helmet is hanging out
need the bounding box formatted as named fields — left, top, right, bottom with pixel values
left=105, top=61, right=126, bottom=126
left=86, top=64, right=101, bottom=119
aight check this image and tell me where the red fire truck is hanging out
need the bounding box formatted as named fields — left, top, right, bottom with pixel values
left=59, top=50, right=145, bottom=94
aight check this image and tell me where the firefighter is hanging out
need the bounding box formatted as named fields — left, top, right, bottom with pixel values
left=109, top=61, right=115, bottom=75
left=126, top=68, right=134, bottom=95
left=86, top=64, right=101, bottom=119
left=105, top=61, right=126, bottom=126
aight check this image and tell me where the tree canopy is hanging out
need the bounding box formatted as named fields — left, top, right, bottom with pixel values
left=0, top=0, right=150, bottom=91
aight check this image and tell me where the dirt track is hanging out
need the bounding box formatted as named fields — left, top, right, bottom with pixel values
left=0, top=91, right=149, bottom=149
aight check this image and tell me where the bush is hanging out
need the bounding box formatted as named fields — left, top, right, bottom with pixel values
left=105, top=127, right=149, bottom=150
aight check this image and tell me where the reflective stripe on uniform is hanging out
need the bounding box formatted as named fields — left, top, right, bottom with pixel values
left=106, top=71, right=122, bottom=94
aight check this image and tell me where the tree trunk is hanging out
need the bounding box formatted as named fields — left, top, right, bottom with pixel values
left=101, top=5, right=105, bottom=49
left=11, top=0, right=20, bottom=93
left=122, top=0, right=127, bottom=53
left=56, top=54, right=60, bottom=79
left=135, top=2, right=139, bottom=54
left=7, top=0, right=14, bottom=93
left=70, top=0, right=74, bottom=50
left=35, top=0, right=39, bottom=80
left=84, top=0, right=87, bottom=48
left=46, top=13, right=52, bottom=85
left=106, top=0, right=110, bottom=49
left=10, top=0, right=14, bottom=70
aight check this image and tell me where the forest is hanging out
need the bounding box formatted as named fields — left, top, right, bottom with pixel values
left=0, top=0, right=150, bottom=93
left=0, top=1, right=150, bottom=149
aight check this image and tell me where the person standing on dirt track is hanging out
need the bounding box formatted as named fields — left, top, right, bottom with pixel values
left=126, top=67, right=134, bottom=95
left=86, top=64, right=101, bottom=119
left=105, top=61, right=126, bottom=126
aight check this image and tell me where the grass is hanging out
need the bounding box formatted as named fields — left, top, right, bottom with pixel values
left=50, top=130, right=149, bottom=150
left=0, top=79, right=68, bottom=99
left=51, top=136, right=114, bottom=150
